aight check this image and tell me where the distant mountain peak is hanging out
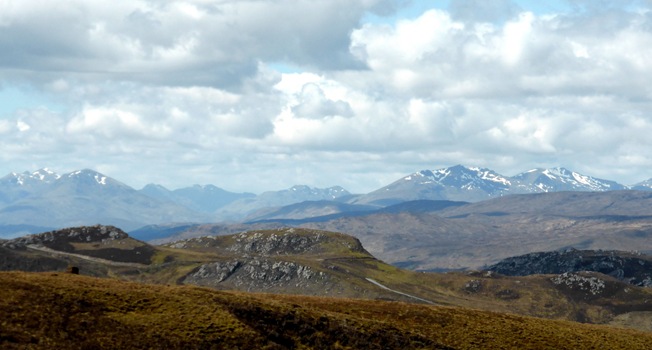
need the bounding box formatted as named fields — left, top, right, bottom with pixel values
left=406, top=165, right=511, bottom=189
left=514, top=167, right=626, bottom=193
left=65, top=169, right=111, bottom=186
left=287, top=185, right=350, bottom=198
left=3, top=168, right=60, bottom=186
left=31, top=168, right=60, bottom=181
left=142, top=183, right=169, bottom=191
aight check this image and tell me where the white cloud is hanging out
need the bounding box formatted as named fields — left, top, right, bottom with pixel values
left=3, top=1, right=652, bottom=192
left=16, top=120, right=30, bottom=132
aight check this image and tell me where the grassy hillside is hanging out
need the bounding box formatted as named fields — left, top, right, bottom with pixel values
left=2, top=271, right=652, bottom=349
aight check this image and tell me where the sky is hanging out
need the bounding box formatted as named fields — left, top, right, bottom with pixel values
left=3, top=0, right=652, bottom=194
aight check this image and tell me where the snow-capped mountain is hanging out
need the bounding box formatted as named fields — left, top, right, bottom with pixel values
left=0, top=168, right=62, bottom=206
left=513, top=167, right=628, bottom=192
left=0, top=169, right=208, bottom=237
left=353, top=165, right=631, bottom=205
left=1, top=168, right=61, bottom=186
left=420, top=165, right=512, bottom=191
left=353, top=165, right=518, bottom=205
left=0, top=168, right=353, bottom=237
left=0, top=165, right=648, bottom=238
left=631, top=179, right=652, bottom=191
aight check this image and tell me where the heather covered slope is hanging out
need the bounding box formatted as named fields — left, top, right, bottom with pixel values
left=2, top=271, right=652, bottom=350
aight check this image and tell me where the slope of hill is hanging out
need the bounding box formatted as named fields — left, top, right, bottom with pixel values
left=4, top=272, right=652, bottom=349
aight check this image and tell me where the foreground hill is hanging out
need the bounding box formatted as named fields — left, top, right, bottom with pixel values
left=2, top=271, right=652, bottom=350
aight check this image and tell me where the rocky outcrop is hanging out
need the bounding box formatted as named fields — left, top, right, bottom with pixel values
left=1, top=225, right=154, bottom=265
left=551, top=272, right=606, bottom=296
left=2, top=225, right=129, bottom=250
left=487, top=249, right=652, bottom=287
left=183, top=258, right=329, bottom=292
left=167, top=228, right=368, bottom=257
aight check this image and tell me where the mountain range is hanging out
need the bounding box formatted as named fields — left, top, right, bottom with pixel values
left=351, top=165, right=634, bottom=205
left=1, top=165, right=651, bottom=240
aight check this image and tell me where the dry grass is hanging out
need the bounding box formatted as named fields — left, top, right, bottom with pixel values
left=1, top=271, right=652, bottom=350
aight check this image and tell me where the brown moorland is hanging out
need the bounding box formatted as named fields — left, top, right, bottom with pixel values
left=1, top=271, right=652, bottom=349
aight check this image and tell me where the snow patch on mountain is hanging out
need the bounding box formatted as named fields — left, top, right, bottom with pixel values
left=515, top=167, right=627, bottom=193
left=5, top=169, right=61, bottom=186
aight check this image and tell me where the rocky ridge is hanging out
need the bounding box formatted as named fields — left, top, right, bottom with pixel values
left=488, top=249, right=652, bottom=287
left=1, top=225, right=154, bottom=265
left=2, top=225, right=129, bottom=249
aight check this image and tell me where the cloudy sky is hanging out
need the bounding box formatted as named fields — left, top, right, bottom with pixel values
left=2, top=0, right=652, bottom=193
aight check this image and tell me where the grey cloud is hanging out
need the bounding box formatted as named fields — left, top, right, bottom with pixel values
left=0, top=0, right=392, bottom=89
left=291, top=83, right=353, bottom=119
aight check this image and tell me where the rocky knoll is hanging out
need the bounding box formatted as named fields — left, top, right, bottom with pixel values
left=168, top=228, right=367, bottom=256
left=1, top=225, right=154, bottom=265
left=171, top=228, right=371, bottom=294
left=488, top=249, right=652, bottom=287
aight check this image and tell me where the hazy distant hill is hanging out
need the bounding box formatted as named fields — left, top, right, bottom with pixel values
left=243, top=200, right=377, bottom=222
left=0, top=169, right=353, bottom=237
left=243, top=199, right=468, bottom=226
left=215, top=185, right=353, bottom=221
left=139, top=183, right=255, bottom=213
left=0, top=170, right=208, bottom=236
